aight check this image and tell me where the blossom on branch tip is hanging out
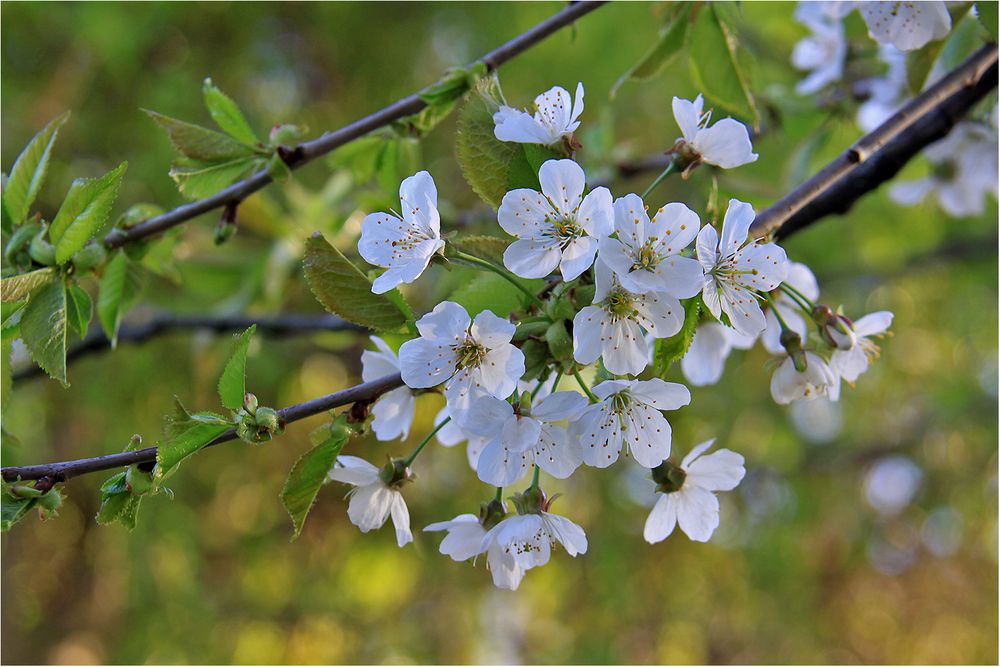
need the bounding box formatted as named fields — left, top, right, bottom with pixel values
left=597, top=193, right=704, bottom=297
left=830, top=311, right=893, bottom=382
left=499, top=159, right=613, bottom=281
left=327, top=456, right=412, bottom=547
left=358, top=170, right=444, bottom=294
left=361, top=336, right=415, bottom=441
left=697, top=199, right=788, bottom=338
left=671, top=95, right=758, bottom=171
left=479, top=509, right=588, bottom=590
left=570, top=378, right=691, bottom=469
left=857, top=1, right=951, bottom=51
left=493, top=82, right=584, bottom=146
left=644, top=439, right=746, bottom=543
left=424, top=513, right=490, bottom=562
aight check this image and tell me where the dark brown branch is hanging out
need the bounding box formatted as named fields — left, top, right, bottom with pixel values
left=102, top=1, right=607, bottom=249
left=11, top=312, right=362, bottom=383
left=1, top=372, right=404, bottom=482
left=751, top=44, right=999, bottom=240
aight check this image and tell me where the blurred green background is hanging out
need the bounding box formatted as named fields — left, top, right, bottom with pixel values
left=1, top=2, right=997, bottom=664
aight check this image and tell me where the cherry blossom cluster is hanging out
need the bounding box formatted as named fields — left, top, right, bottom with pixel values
left=326, top=81, right=893, bottom=590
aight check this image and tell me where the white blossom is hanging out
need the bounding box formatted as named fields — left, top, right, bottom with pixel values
left=680, top=322, right=757, bottom=387
left=644, top=439, right=746, bottom=543
left=459, top=390, right=588, bottom=486
left=761, top=261, right=821, bottom=355
left=398, top=301, right=524, bottom=426
left=672, top=94, right=758, bottom=169
left=890, top=120, right=999, bottom=217
left=498, top=159, right=613, bottom=281
left=327, top=456, right=412, bottom=547
left=361, top=336, right=415, bottom=441
left=597, top=193, right=704, bottom=297
left=435, top=407, right=489, bottom=470
left=358, top=170, right=444, bottom=294
left=857, top=45, right=908, bottom=132
left=570, top=378, right=691, bottom=469
left=573, top=260, right=685, bottom=375
left=493, top=82, right=584, bottom=146
left=424, top=513, right=490, bottom=562
left=830, top=311, right=893, bottom=382
left=480, top=511, right=588, bottom=590
left=770, top=351, right=841, bottom=404
left=791, top=1, right=848, bottom=95
left=858, top=1, right=951, bottom=51
left=697, top=199, right=789, bottom=338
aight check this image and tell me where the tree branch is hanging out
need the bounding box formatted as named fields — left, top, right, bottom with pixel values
left=10, top=313, right=362, bottom=383
left=102, top=1, right=608, bottom=250
left=1, top=372, right=404, bottom=482
left=751, top=44, right=999, bottom=240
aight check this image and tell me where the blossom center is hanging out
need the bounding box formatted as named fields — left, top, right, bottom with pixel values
left=453, top=336, right=487, bottom=371
left=603, top=289, right=637, bottom=322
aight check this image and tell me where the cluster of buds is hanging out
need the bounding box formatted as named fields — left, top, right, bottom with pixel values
left=234, top=392, right=285, bottom=444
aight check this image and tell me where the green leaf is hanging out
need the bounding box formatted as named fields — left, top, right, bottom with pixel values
left=1, top=491, right=35, bottom=531
left=95, top=471, right=131, bottom=525
left=450, top=272, right=542, bottom=318
left=456, top=75, right=523, bottom=208
left=2, top=112, right=70, bottom=225
left=977, top=0, right=998, bottom=40
left=169, top=156, right=261, bottom=200
left=156, top=398, right=231, bottom=481
left=20, top=280, right=68, bottom=385
left=218, top=325, right=256, bottom=411
left=280, top=414, right=353, bottom=538
left=449, top=235, right=509, bottom=265
left=50, top=162, right=128, bottom=264
left=327, top=135, right=386, bottom=184
left=202, top=78, right=259, bottom=146
left=1, top=267, right=57, bottom=303
left=654, top=297, right=701, bottom=376
left=907, top=3, right=974, bottom=94
left=302, top=233, right=408, bottom=331
left=144, top=110, right=257, bottom=162
left=611, top=4, right=692, bottom=98
left=687, top=3, right=760, bottom=129
left=65, top=283, right=93, bottom=338
left=97, top=251, right=144, bottom=348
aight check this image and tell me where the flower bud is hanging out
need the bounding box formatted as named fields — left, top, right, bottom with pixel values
left=651, top=459, right=687, bottom=494
left=243, top=392, right=258, bottom=415
left=236, top=418, right=258, bottom=444
left=255, top=407, right=284, bottom=435
left=9, top=484, right=43, bottom=499
left=780, top=329, right=809, bottom=373
left=36, top=487, right=63, bottom=517
left=812, top=305, right=856, bottom=351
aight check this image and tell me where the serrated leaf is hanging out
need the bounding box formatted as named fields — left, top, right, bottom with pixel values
left=456, top=75, right=523, bottom=208
left=654, top=297, right=701, bottom=376
left=1, top=267, right=57, bottom=303
left=687, top=3, right=760, bottom=129
left=98, top=251, right=144, bottom=348
left=20, top=280, right=68, bottom=385
left=280, top=414, right=353, bottom=538
left=450, top=235, right=509, bottom=265
left=2, top=112, right=70, bottom=225
left=450, top=272, right=543, bottom=318
left=169, top=156, right=261, bottom=200
left=1, top=491, right=35, bottom=531
left=977, top=0, right=998, bottom=40
left=203, top=78, right=259, bottom=146
left=50, top=161, right=128, bottom=264
left=144, top=110, right=257, bottom=162
left=1, top=302, right=24, bottom=341
left=65, top=283, right=93, bottom=338
left=156, top=398, right=231, bottom=480
left=611, top=5, right=692, bottom=98
left=302, top=233, right=408, bottom=331
left=218, top=325, right=256, bottom=411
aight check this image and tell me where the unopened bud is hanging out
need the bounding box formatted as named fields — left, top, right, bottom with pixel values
left=812, top=305, right=856, bottom=350
left=243, top=392, right=258, bottom=415
left=255, top=407, right=284, bottom=436
left=780, top=329, right=809, bottom=372
left=28, top=233, right=56, bottom=266
left=651, top=460, right=687, bottom=494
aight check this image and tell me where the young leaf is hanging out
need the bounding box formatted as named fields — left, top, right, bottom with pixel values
left=218, top=325, right=256, bottom=411
left=977, top=0, right=998, bottom=40
left=687, top=4, right=760, bottom=129
left=65, top=283, right=93, bottom=338
left=95, top=471, right=133, bottom=526
left=2, top=112, right=70, bottom=225
left=451, top=272, right=543, bottom=317
left=20, top=280, right=68, bottom=385
left=144, top=110, right=258, bottom=162
left=456, top=75, right=522, bottom=208
left=169, top=156, right=261, bottom=200
left=302, top=233, right=408, bottom=331
left=1, top=491, right=35, bottom=531
left=1, top=267, right=57, bottom=303
left=280, top=414, right=353, bottom=538
left=449, top=235, right=509, bottom=265
left=202, top=78, right=259, bottom=147
left=611, top=4, right=692, bottom=98
left=156, top=398, right=231, bottom=481
left=98, top=251, right=144, bottom=348
left=50, top=162, right=128, bottom=264
left=654, top=297, right=702, bottom=376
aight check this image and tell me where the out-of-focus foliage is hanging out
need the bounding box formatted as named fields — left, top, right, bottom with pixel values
left=1, top=2, right=996, bottom=663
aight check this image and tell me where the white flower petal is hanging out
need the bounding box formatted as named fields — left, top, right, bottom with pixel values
left=719, top=199, right=756, bottom=259
left=602, top=318, right=648, bottom=375
left=503, top=238, right=562, bottom=279
left=675, top=486, right=721, bottom=542
left=623, top=403, right=672, bottom=468
left=370, top=388, right=416, bottom=441
left=576, top=186, right=614, bottom=237
left=390, top=493, right=413, bottom=547
left=644, top=493, right=678, bottom=543
left=398, top=170, right=439, bottom=233
left=559, top=235, right=599, bottom=281
left=853, top=311, right=893, bottom=337
left=498, top=188, right=556, bottom=237
left=572, top=305, right=607, bottom=366
left=399, top=338, right=456, bottom=389
left=681, top=323, right=732, bottom=386
left=531, top=391, right=588, bottom=423
left=347, top=484, right=394, bottom=533
left=542, top=513, right=588, bottom=556
left=415, top=301, right=471, bottom=341
left=628, top=378, right=692, bottom=411
left=472, top=309, right=516, bottom=348
left=672, top=95, right=704, bottom=141
left=694, top=119, right=758, bottom=169
left=686, top=448, right=746, bottom=492
left=532, top=425, right=582, bottom=478
left=327, top=455, right=380, bottom=485
left=538, top=159, right=586, bottom=215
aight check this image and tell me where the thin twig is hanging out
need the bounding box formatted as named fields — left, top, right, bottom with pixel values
left=102, top=1, right=607, bottom=249
left=10, top=313, right=362, bottom=383
left=1, top=372, right=404, bottom=482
